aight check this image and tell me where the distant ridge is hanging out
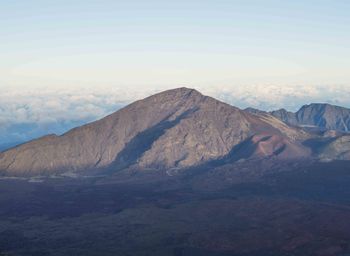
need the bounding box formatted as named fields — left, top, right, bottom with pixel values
left=246, top=103, right=350, bottom=133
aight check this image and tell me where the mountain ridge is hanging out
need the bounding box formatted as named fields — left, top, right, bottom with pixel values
left=0, top=87, right=315, bottom=176
left=245, top=103, right=350, bottom=133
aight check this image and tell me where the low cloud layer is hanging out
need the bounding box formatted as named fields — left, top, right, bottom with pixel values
left=201, top=84, right=350, bottom=111
left=0, top=85, right=349, bottom=149
left=0, top=87, right=134, bottom=145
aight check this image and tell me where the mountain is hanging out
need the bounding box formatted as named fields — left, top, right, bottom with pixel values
left=0, top=88, right=310, bottom=176
left=270, top=108, right=298, bottom=125
left=0, top=121, right=93, bottom=153
left=2, top=88, right=350, bottom=256
left=228, top=133, right=310, bottom=161
left=271, top=103, right=350, bottom=132
left=243, top=107, right=267, bottom=116
left=317, top=135, right=350, bottom=161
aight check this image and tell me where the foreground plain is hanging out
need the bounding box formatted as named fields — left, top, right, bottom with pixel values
left=0, top=160, right=350, bottom=256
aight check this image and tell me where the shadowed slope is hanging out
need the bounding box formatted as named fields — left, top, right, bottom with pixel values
left=0, top=88, right=204, bottom=175
left=0, top=88, right=311, bottom=176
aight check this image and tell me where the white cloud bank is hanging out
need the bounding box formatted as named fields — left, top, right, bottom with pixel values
left=0, top=84, right=349, bottom=148
left=200, top=84, right=350, bottom=111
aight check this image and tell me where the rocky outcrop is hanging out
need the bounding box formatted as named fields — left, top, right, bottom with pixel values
left=271, top=104, right=350, bottom=132
left=318, top=135, right=350, bottom=161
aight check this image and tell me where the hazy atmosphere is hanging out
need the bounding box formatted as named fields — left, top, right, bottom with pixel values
left=1, top=1, right=350, bottom=88
left=1, top=0, right=350, bottom=146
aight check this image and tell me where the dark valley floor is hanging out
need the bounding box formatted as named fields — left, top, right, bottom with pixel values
left=0, top=160, right=349, bottom=256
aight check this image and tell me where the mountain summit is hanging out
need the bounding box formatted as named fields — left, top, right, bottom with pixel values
left=0, top=88, right=311, bottom=176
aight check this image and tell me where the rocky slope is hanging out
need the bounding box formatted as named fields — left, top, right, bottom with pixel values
left=0, top=88, right=310, bottom=176
left=271, top=103, right=350, bottom=132
left=317, top=135, right=350, bottom=161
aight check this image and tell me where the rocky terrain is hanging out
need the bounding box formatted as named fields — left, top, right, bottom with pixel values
left=1, top=88, right=350, bottom=256
left=0, top=159, right=350, bottom=256
left=0, top=88, right=311, bottom=176
left=1, top=88, right=349, bottom=177
left=247, top=103, right=350, bottom=133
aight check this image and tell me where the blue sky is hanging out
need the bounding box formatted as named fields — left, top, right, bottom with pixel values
left=1, top=0, right=350, bottom=88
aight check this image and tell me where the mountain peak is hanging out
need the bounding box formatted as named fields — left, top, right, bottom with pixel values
left=167, top=87, right=201, bottom=94
left=0, top=87, right=311, bottom=176
left=0, top=87, right=210, bottom=175
left=149, top=87, right=203, bottom=101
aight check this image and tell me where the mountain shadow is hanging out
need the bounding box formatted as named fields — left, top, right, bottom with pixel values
left=111, top=108, right=199, bottom=171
